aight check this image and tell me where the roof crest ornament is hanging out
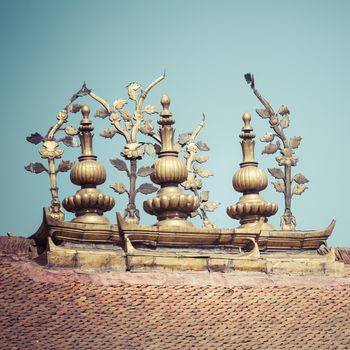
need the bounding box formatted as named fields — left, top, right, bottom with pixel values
left=227, top=112, right=278, bottom=230
left=23, top=73, right=338, bottom=275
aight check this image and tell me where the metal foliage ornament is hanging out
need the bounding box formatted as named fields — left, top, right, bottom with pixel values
left=24, top=86, right=89, bottom=220
left=245, top=73, right=309, bottom=230
left=89, top=74, right=165, bottom=224
left=179, top=115, right=220, bottom=228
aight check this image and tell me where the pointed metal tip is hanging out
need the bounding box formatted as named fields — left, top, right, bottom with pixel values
left=244, top=73, right=252, bottom=83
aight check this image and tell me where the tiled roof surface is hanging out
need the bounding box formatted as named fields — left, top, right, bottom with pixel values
left=1, top=256, right=350, bottom=350
left=0, top=236, right=37, bottom=258
left=319, top=247, right=350, bottom=265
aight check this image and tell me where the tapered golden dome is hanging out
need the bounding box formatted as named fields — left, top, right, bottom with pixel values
left=233, top=165, right=268, bottom=193
left=70, top=159, right=106, bottom=186
left=151, top=156, right=188, bottom=185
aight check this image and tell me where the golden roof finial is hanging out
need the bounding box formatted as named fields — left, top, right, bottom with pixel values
left=241, top=112, right=253, bottom=134
left=160, top=95, right=171, bottom=115
left=81, top=104, right=90, bottom=117
left=239, top=112, right=256, bottom=165
left=227, top=112, right=278, bottom=230
left=62, top=105, right=115, bottom=224
left=78, top=105, right=94, bottom=158
left=158, top=95, right=174, bottom=126
left=144, top=95, right=199, bottom=227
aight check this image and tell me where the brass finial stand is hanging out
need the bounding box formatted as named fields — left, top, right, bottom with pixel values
left=227, top=112, right=278, bottom=230
left=143, top=95, right=200, bottom=227
left=63, top=105, right=115, bottom=224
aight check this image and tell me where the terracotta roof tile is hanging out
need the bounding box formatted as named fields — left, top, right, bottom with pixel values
left=1, top=257, right=350, bottom=349
left=0, top=236, right=37, bottom=258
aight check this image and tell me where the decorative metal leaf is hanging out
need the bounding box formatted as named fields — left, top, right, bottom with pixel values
left=144, top=143, right=156, bottom=158
left=26, top=132, right=44, bottom=145
left=110, top=158, right=128, bottom=172
left=100, top=128, right=117, bottom=139
left=195, top=156, right=208, bottom=164
left=127, top=82, right=140, bottom=101
left=200, top=200, right=220, bottom=212
left=140, top=120, right=154, bottom=135
left=190, top=211, right=200, bottom=218
left=268, top=168, right=284, bottom=179
left=256, top=108, right=270, bottom=119
left=113, top=99, right=127, bottom=111
left=290, top=136, right=302, bottom=149
left=110, top=183, right=127, bottom=194
left=262, top=143, right=278, bottom=155
left=70, top=83, right=91, bottom=103
left=196, top=141, right=210, bottom=151
left=272, top=181, right=285, bottom=193
left=143, top=105, right=158, bottom=115
left=200, top=191, right=209, bottom=202
left=137, top=166, right=154, bottom=177
left=195, top=167, right=214, bottom=178
left=278, top=105, right=290, bottom=116
left=24, top=162, right=47, bottom=174
left=174, top=143, right=182, bottom=152
left=119, top=109, right=132, bottom=121
left=293, top=173, right=309, bottom=184
left=292, top=183, right=308, bottom=195
left=136, top=183, right=158, bottom=194
left=178, top=132, right=191, bottom=146
left=65, top=126, right=79, bottom=136
left=75, top=83, right=91, bottom=98
left=70, top=104, right=82, bottom=113
left=260, top=132, right=274, bottom=143
left=57, top=160, right=74, bottom=173
left=192, top=163, right=200, bottom=171
left=94, top=109, right=110, bottom=119
left=61, top=136, right=80, bottom=147
left=280, top=115, right=290, bottom=129
left=276, top=155, right=299, bottom=167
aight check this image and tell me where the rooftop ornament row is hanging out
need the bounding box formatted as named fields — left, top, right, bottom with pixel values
left=25, top=74, right=341, bottom=275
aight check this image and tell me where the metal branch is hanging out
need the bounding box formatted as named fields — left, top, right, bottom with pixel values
left=143, top=73, right=166, bottom=100
left=248, top=80, right=275, bottom=117
left=248, top=80, right=288, bottom=146
left=190, top=114, right=205, bottom=141
left=131, top=73, right=165, bottom=142
left=89, top=91, right=131, bottom=143
left=47, top=111, right=68, bottom=140
left=148, top=131, right=161, bottom=144
left=185, top=116, right=206, bottom=172
left=246, top=73, right=298, bottom=230
left=89, top=91, right=112, bottom=113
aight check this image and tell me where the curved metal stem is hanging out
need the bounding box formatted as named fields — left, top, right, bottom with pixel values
left=131, top=74, right=165, bottom=142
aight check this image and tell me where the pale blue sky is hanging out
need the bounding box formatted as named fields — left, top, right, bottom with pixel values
left=0, top=0, right=349, bottom=246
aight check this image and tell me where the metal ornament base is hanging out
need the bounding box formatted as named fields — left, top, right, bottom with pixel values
left=31, top=209, right=341, bottom=276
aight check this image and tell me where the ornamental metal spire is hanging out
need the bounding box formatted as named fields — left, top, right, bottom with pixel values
left=227, top=112, right=278, bottom=230
left=62, top=105, right=115, bottom=224
left=143, top=95, right=200, bottom=227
